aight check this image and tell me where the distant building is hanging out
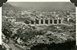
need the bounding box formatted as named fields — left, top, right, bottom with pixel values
left=15, top=17, right=64, bottom=26
left=29, top=18, right=63, bottom=26
left=17, top=10, right=65, bottom=25
left=4, top=13, right=65, bottom=26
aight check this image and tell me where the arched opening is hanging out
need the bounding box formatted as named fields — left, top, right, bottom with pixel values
left=59, top=19, right=61, bottom=24
left=50, top=20, right=52, bottom=24
left=45, top=20, right=48, bottom=24
left=41, top=20, right=43, bottom=24
left=31, top=21, right=34, bottom=24
left=25, top=20, right=29, bottom=24
left=54, top=20, right=57, bottom=24
left=36, top=19, right=39, bottom=24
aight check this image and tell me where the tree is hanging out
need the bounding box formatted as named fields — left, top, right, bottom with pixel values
left=2, top=19, right=13, bottom=38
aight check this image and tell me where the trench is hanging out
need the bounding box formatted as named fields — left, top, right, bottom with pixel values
left=30, top=41, right=75, bottom=50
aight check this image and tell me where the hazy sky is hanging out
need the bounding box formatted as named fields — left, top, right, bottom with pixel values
left=8, top=2, right=75, bottom=11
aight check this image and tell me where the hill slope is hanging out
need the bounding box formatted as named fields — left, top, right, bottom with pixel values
left=2, top=3, right=22, bottom=17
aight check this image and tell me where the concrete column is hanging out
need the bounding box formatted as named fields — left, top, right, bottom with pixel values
left=34, top=19, right=36, bottom=25
left=43, top=19, right=45, bottom=25
left=48, top=19, right=50, bottom=25
left=39, top=19, right=41, bottom=25
left=61, top=19, right=63, bottom=24
left=57, top=19, right=59, bottom=24
left=52, top=19, right=54, bottom=24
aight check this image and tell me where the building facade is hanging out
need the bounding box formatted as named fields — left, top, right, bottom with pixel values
left=27, top=18, right=63, bottom=26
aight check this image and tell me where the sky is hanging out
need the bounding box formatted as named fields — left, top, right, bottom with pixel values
left=8, top=2, right=75, bottom=11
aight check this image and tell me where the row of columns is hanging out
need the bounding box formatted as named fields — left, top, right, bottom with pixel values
left=29, top=19, right=63, bottom=25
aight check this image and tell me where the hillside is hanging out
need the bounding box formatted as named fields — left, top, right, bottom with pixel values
left=9, top=2, right=75, bottom=11
left=2, top=2, right=76, bottom=50
left=2, top=3, right=22, bottom=17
